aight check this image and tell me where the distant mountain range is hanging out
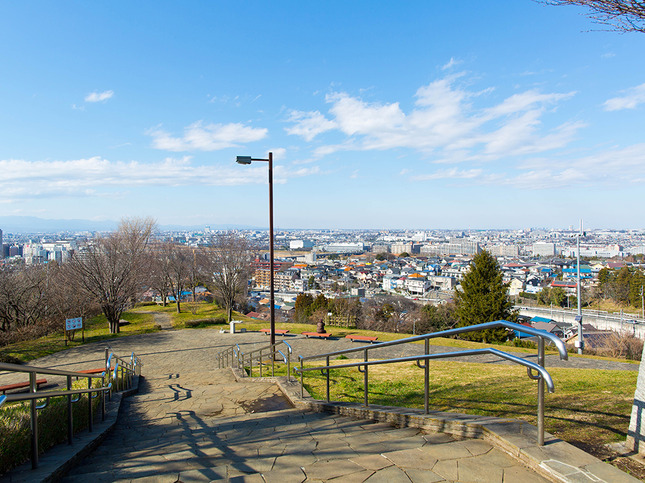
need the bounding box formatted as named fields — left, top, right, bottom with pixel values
left=0, top=216, right=263, bottom=234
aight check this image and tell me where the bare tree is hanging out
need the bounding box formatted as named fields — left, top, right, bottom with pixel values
left=146, top=243, right=172, bottom=307
left=165, top=243, right=192, bottom=314
left=0, top=265, right=49, bottom=333
left=47, top=262, right=99, bottom=328
left=204, top=233, right=253, bottom=323
left=541, top=0, right=645, bottom=32
left=68, top=218, right=155, bottom=334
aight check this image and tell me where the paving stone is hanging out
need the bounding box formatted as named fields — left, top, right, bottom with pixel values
left=381, top=448, right=438, bottom=470
left=431, top=459, right=459, bottom=481
left=328, top=469, right=375, bottom=482
left=420, top=440, right=473, bottom=460
left=349, top=454, right=394, bottom=471
left=261, top=466, right=307, bottom=483
left=363, top=465, right=413, bottom=482
left=402, top=468, right=445, bottom=483
left=302, top=459, right=366, bottom=480
left=422, top=432, right=455, bottom=445
left=457, top=455, right=504, bottom=482
left=502, top=465, right=551, bottom=483
left=457, top=439, right=493, bottom=456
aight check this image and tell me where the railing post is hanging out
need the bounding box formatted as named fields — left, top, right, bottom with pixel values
left=67, top=375, right=73, bottom=444
left=537, top=337, right=545, bottom=446
left=250, top=352, right=253, bottom=378
left=88, top=377, right=93, bottom=433
left=424, top=338, right=430, bottom=415
left=101, top=375, right=106, bottom=422
left=29, top=372, right=39, bottom=469
left=363, top=348, right=369, bottom=407
left=259, top=349, right=262, bottom=377
left=300, top=358, right=304, bottom=398
left=326, top=356, right=330, bottom=403
left=105, top=348, right=109, bottom=373
left=271, top=344, right=275, bottom=377
left=287, top=348, right=291, bottom=382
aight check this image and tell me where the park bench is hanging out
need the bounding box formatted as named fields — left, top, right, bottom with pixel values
left=302, top=332, right=333, bottom=339
left=260, top=329, right=289, bottom=336
left=0, top=378, right=47, bottom=395
left=77, top=368, right=108, bottom=375
left=345, top=334, right=379, bottom=344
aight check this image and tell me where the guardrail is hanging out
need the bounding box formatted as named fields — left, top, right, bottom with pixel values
left=216, top=340, right=292, bottom=381
left=295, top=320, right=567, bottom=446
left=0, top=349, right=141, bottom=470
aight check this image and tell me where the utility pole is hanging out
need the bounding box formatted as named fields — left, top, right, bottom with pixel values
left=575, top=220, right=584, bottom=355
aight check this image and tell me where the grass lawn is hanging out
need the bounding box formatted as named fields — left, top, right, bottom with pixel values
left=0, top=311, right=158, bottom=364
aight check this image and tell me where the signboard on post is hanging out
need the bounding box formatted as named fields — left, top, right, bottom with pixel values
left=65, top=317, right=84, bottom=345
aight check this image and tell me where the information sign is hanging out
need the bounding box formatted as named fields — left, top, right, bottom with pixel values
left=65, top=317, right=83, bottom=331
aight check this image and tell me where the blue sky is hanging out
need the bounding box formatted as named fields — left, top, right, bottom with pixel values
left=1, top=1, right=644, bottom=230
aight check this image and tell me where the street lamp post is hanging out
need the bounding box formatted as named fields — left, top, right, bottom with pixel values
left=574, top=222, right=585, bottom=355
left=236, top=152, right=276, bottom=348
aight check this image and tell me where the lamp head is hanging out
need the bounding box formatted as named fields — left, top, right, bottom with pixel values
left=236, top=156, right=252, bottom=165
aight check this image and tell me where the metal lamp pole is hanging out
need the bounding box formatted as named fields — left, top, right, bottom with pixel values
left=575, top=221, right=584, bottom=355
left=236, top=152, right=276, bottom=348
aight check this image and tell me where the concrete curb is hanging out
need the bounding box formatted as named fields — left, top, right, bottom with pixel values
left=2, top=375, right=140, bottom=483
left=231, top=369, right=640, bottom=483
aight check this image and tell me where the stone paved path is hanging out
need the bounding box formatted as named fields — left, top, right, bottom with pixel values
left=61, top=368, right=549, bottom=482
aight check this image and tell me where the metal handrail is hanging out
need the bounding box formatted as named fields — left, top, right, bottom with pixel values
left=0, top=348, right=141, bottom=470
left=295, top=320, right=567, bottom=446
left=216, top=340, right=292, bottom=381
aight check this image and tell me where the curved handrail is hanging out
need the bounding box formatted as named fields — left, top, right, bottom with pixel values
left=294, top=347, right=556, bottom=393
left=297, top=320, right=568, bottom=363
left=283, top=341, right=292, bottom=354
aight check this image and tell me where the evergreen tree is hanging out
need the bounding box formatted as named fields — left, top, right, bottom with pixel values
left=454, top=250, right=516, bottom=343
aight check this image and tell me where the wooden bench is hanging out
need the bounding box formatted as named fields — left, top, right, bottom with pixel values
left=77, top=368, right=108, bottom=375
left=302, top=332, right=333, bottom=339
left=260, top=329, right=290, bottom=336
left=345, top=334, right=379, bottom=344
left=0, top=378, right=47, bottom=395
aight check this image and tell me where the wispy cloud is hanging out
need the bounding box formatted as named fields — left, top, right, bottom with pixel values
left=408, top=144, right=645, bottom=189
left=0, top=155, right=318, bottom=201
left=441, top=57, right=461, bottom=70
left=85, top=90, right=114, bottom=103
left=148, top=121, right=268, bottom=151
left=286, top=74, right=580, bottom=161
left=285, top=110, right=336, bottom=141
left=604, top=83, right=645, bottom=111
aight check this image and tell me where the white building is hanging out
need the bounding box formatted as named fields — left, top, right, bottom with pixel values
left=532, top=242, right=556, bottom=257
left=289, top=239, right=314, bottom=250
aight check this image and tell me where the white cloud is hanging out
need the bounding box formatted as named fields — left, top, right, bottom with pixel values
left=0, top=155, right=319, bottom=201
left=442, top=57, right=461, bottom=70
left=148, top=121, right=268, bottom=151
left=604, top=83, right=645, bottom=111
left=326, top=93, right=405, bottom=136
left=412, top=168, right=483, bottom=181
left=285, top=110, right=336, bottom=141
left=85, top=90, right=114, bottom=103
left=286, top=75, right=579, bottom=161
